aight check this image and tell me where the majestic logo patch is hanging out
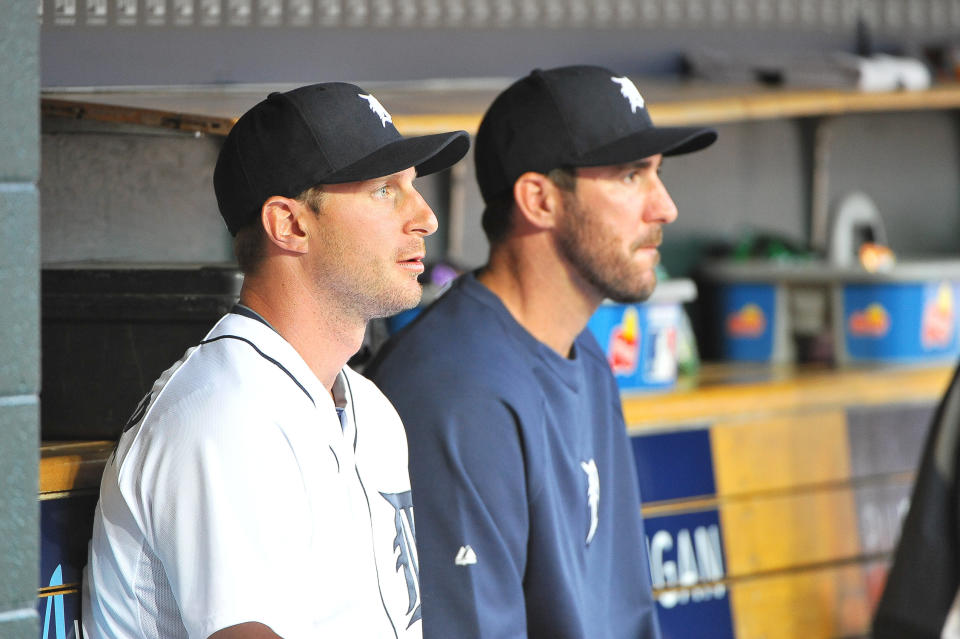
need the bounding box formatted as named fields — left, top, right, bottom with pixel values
left=455, top=545, right=477, bottom=566
left=611, top=76, right=645, bottom=114
left=580, top=459, right=600, bottom=545
left=359, top=93, right=393, bottom=127
left=381, top=491, right=421, bottom=628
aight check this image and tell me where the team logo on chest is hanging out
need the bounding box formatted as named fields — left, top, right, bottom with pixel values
left=380, top=491, right=421, bottom=627
left=580, top=459, right=600, bottom=545
left=123, top=391, right=152, bottom=433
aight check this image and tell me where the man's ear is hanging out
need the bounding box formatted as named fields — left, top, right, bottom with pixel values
left=513, top=172, right=564, bottom=230
left=261, top=196, right=309, bottom=255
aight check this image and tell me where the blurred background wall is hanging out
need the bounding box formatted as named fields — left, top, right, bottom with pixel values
left=39, top=0, right=959, bottom=85
left=37, top=0, right=960, bottom=272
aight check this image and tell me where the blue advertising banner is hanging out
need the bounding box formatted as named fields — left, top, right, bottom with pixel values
left=631, top=428, right=715, bottom=503
left=645, top=510, right=733, bottom=639
left=38, top=565, right=82, bottom=639
left=40, top=495, right=97, bottom=587
left=39, top=496, right=96, bottom=639
left=632, top=429, right=734, bottom=639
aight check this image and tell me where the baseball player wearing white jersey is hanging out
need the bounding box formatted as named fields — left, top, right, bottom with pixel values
left=85, top=310, right=420, bottom=638
left=83, top=83, right=469, bottom=639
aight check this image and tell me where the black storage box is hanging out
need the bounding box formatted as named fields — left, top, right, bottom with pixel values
left=41, top=265, right=243, bottom=441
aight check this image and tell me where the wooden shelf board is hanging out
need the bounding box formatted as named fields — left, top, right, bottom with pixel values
left=623, top=363, right=954, bottom=431
left=41, top=81, right=960, bottom=136
left=40, top=440, right=114, bottom=495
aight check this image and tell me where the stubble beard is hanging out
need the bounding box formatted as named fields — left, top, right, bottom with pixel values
left=332, top=248, right=425, bottom=322
left=362, top=271, right=424, bottom=320
left=555, top=191, right=662, bottom=304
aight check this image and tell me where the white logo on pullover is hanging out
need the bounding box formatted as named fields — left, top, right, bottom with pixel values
left=581, top=459, right=600, bottom=545
left=455, top=545, right=477, bottom=566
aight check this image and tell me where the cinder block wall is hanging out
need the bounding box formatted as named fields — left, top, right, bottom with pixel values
left=0, top=2, right=40, bottom=637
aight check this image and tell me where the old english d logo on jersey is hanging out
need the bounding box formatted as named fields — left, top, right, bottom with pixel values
left=123, top=391, right=152, bottom=433
left=580, top=459, right=600, bottom=545
left=380, top=491, right=421, bottom=627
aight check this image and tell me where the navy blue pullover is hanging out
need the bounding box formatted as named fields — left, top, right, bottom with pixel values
left=367, top=273, right=660, bottom=639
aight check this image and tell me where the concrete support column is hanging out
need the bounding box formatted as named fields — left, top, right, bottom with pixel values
left=0, top=2, right=41, bottom=637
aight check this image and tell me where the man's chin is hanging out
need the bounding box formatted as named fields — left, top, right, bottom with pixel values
left=602, top=273, right=657, bottom=304
left=607, top=289, right=655, bottom=305
left=368, top=287, right=423, bottom=320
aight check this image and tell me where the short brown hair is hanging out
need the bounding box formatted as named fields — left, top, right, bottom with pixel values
left=480, top=167, right=577, bottom=246
left=297, top=184, right=326, bottom=216
left=232, top=185, right=325, bottom=275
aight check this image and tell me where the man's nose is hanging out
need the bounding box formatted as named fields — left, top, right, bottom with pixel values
left=406, top=187, right=439, bottom=237
left=645, top=177, right=678, bottom=225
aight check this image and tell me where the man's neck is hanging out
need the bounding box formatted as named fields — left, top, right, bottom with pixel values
left=238, top=275, right=366, bottom=393
left=477, top=240, right=601, bottom=358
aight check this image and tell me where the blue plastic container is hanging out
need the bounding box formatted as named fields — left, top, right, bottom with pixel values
left=842, top=280, right=960, bottom=363
left=586, top=280, right=696, bottom=392
left=707, top=259, right=960, bottom=366
left=587, top=303, right=678, bottom=392
left=718, top=283, right=777, bottom=362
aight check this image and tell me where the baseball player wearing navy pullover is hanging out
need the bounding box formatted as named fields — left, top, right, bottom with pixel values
left=368, top=66, right=716, bottom=638
left=83, top=83, right=468, bottom=639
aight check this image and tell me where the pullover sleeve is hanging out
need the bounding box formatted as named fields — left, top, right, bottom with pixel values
left=405, top=391, right=534, bottom=639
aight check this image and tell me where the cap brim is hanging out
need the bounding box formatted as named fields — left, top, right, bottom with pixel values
left=578, top=125, right=717, bottom=167
left=322, top=130, right=471, bottom=184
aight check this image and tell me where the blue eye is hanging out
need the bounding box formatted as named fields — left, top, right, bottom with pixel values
left=375, top=185, right=390, bottom=198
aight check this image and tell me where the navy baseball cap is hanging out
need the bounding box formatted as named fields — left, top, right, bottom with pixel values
left=474, top=65, right=717, bottom=205
left=215, top=83, right=470, bottom=235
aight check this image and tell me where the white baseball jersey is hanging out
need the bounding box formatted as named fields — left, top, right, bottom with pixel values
left=83, top=311, right=422, bottom=639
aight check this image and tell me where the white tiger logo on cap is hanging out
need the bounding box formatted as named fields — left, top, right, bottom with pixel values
left=359, top=93, right=393, bottom=127
left=611, top=76, right=645, bottom=114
